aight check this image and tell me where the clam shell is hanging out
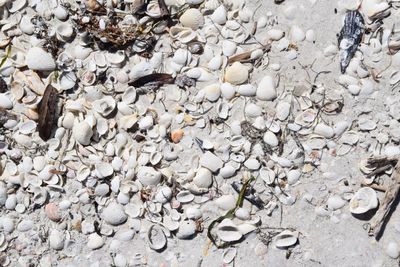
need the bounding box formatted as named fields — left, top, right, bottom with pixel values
left=147, top=225, right=167, bottom=251
left=180, top=8, right=204, bottom=30
left=170, top=26, right=197, bottom=43
left=92, top=96, right=116, bottom=117
left=211, top=5, right=227, bottom=25
left=73, top=121, right=93, bottom=146
left=176, top=190, right=194, bottom=203
left=274, top=230, right=298, bottom=249
left=349, top=187, right=378, bottom=214
left=257, top=75, right=276, bottom=101
left=137, top=166, right=162, bottom=186
left=56, top=23, right=74, bottom=42
left=25, top=47, right=56, bottom=71
left=217, top=219, right=243, bottom=242
left=224, top=62, right=248, bottom=85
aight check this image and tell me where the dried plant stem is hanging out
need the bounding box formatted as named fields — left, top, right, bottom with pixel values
left=369, top=159, right=400, bottom=239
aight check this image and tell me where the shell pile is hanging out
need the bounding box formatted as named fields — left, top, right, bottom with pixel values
left=0, top=0, right=400, bottom=266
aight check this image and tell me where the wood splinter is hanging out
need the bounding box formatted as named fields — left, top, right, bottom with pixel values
left=368, top=158, right=400, bottom=239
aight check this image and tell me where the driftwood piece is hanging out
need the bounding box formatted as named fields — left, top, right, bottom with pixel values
left=368, top=159, right=400, bottom=239
left=37, top=84, right=59, bottom=141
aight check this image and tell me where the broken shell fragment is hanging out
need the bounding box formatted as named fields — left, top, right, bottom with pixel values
left=274, top=230, right=298, bottom=249
left=147, top=225, right=167, bottom=251
left=349, top=187, right=378, bottom=214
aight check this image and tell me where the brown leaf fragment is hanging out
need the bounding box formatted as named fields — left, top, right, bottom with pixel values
left=0, top=77, right=7, bottom=93
left=37, top=84, right=59, bottom=141
left=129, top=73, right=175, bottom=88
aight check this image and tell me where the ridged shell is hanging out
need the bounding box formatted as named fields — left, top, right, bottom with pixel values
left=180, top=8, right=204, bottom=30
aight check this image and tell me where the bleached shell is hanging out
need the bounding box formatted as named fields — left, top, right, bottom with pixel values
left=220, top=164, right=236, bottom=178
left=95, top=162, right=113, bottom=178
left=290, top=25, right=305, bottom=42
left=245, top=103, right=261, bottom=117
left=237, top=84, right=256, bottom=96
left=59, top=72, right=77, bottom=90
left=176, top=190, right=194, bottom=203
left=217, top=102, right=230, bottom=119
left=102, top=202, right=127, bottom=225
left=267, top=29, right=285, bottom=41
left=287, top=169, right=301, bottom=185
left=163, top=216, right=180, bottom=231
left=180, top=9, right=204, bottom=30
left=361, top=0, right=390, bottom=19
left=87, top=233, right=104, bottom=250
left=314, top=123, right=334, bottom=138
left=19, top=16, right=34, bottom=35
left=0, top=94, right=12, bottom=109
left=49, top=229, right=64, bottom=250
left=193, top=168, right=213, bottom=188
left=73, top=121, right=93, bottom=146
left=169, top=26, right=197, bottom=43
left=220, top=82, right=236, bottom=100
left=386, top=242, right=400, bottom=259
left=306, top=29, right=316, bottom=42
left=25, top=47, right=56, bottom=71
left=274, top=230, right=298, bottom=249
left=176, top=220, right=196, bottom=239
left=323, top=44, right=338, bottom=57
left=92, top=96, right=116, bottom=117
left=106, top=51, right=126, bottom=67
left=223, top=248, right=237, bottom=264
left=222, top=40, right=237, bottom=56
left=217, top=219, right=242, bottom=242
left=244, top=158, right=260, bottom=170
left=56, top=23, right=74, bottom=42
left=146, top=1, right=162, bottom=18
left=224, top=62, right=248, bottom=85
left=207, top=55, right=223, bottom=70
left=186, top=0, right=204, bottom=4
left=155, top=186, right=172, bottom=203
left=204, top=83, right=221, bottom=102
left=260, top=167, right=275, bottom=185
left=186, top=206, right=202, bottom=219
left=9, top=0, right=26, bottom=13
left=349, top=187, right=378, bottom=214
left=211, top=5, right=227, bottom=25
left=200, top=151, right=223, bottom=172
left=173, top=48, right=191, bottom=65
left=216, top=195, right=236, bottom=210
left=54, top=5, right=68, bottom=20
left=263, top=131, right=279, bottom=147
left=137, top=166, right=162, bottom=186
left=257, top=75, right=276, bottom=101
left=19, top=120, right=36, bottom=135
left=276, top=101, right=291, bottom=121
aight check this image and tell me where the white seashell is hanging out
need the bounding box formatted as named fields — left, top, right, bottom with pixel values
left=95, top=162, right=113, bottom=178
left=200, top=151, right=223, bottom=172
left=176, top=190, right=194, bottom=203
left=211, top=5, right=227, bottom=25
left=173, top=48, right=191, bottom=65
left=186, top=0, right=204, bottom=4
left=274, top=230, right=298, bottom=249
left=207, top=55, right=223, bottom=70
left=235, top=208, right=251, bottom=220
left=237, top=223, right=257, bottom=235
left=203, top=83, right=221, bottom=102
left=106, top=51, right=125, bottom=67
left=220, top=164, right=236, bottom=178
left=92, top=96, right=116, bottom=117
left=87, top=233, right=104, bottom=250
left=193, top=168, right=213, bottom=188
left=260, top=167, right=275, bottom=185
left=217, top=219, right=242, bottom=242
left=19, top=120, right=36, bottom=135
left=169, top=26, right=197, bottom=43
left=237, top=84, right=256, bottom=96
left=324, top=44, right=338, bottom=57
left=56, top=23, right=74, bottom=42
left=146, top=1, right=162, bottom=18
left=306, top=29, right=316, bottom=42
left=217, top=102, right=230, bottom=119
left=257, top=16, right=268, bottom=28
left=220, top=82, right=236, bottom=100
left=290, top=25, right=305, bottom=42
left=361, top=0, right=390, bottom=19
left=349, top=187, right=378, bottom=214
left=287, top=169, right=301, bottom=185
left=239, top=7, right=252, bottom=23
left=276, top=37, right=290, bottom=51
left=147, top=225, right=167, bottom=251
left=314, top=123, right=334, bottom=138
left=54, top=5, right=68, bottom=20
left=225, top=62, right=248, bottom=85
left=9, top=0, right=26, bottom=13
left=1, top=217, right=14, bottom=233
left=244, top=158, right=260, bottom=170
left=222, top=40, right=237, bottom=57
left=186, top=206, right=202, bottom=220
left=216, top=195, right=236, bottom=210
left=267, top=29, right=285, bottom=41
left=176, top=220, right=196, bottom=239
left=276, top=101, right=291, bottom=121
left=25, top=47, right=56, bottom=71
left=59, top=72, right=76, bottom=90
left=386, top=242, right=400, bottom=259
left=257, top=75, right=276, bottom=101
left=0, top=94, right=12, bottom=109
left=49, top=229, right=64, bottom=250
left=73, top=121, right=93, bottom=145
left=102, top=202, right=127, bottom=226
left=263, top=131, right=279, bottom=147
left=180, top=8, right=204, bottom=30
left=137, top=166, right=162, bottom=186
left=155, top=186, right=172, bottom=203
left=327, top=195, right=346, bottom=210
left=19, top=16, right=34, bottom=35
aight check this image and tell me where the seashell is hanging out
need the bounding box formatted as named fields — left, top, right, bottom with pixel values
left=17, top=219, right=34, bottom=232
left=180, top=8, right=204, bottom=30
left=200, top=151, right=223, bottom=172
left=0, top=93, right=13, bottom=109
left=211, top=5, right=227, bottom=25
left=274, top=230, right=298, bottom=249
left=216, top=195, right=236, bottom=211
left=176, top=220, right=196, bottom=239
left=263, top=131, right=279, bottom=147
left=59, top=72, right=77, bottom=90
left=260, top=167, right=276, bottom=185
left=193, top=168, right=213, bottom=188
left=92, top=96, right=116, bottom=117
left=237, top=84, right=256, bottom=96
left=361, top=0, right=390, bottom=20
left=314, top=123, right=334, bottom=138
left=222, top=40, right=237, bottom=57
left=163, top=216, right=180, bottom=232
left=290, top=25, right=305, bottom=42
left=54, top=5, right=68, bottom=20
left=220, top=82, right=236, bottom=100
left=220, top=164, right=236, bottom=178
left=276, top=101, right=291, bottom=121
left=186, top=0, right=204, bottom=4
left=324, top=44, right=338, bottom=57
left=386, top=242, right=400, bottom=259
left=146, top=1, right=162, bottom=18
left=1, top=217, right=14, bottom=233
left=204, top=83, right=221, bottom=102
left=327, top=195, right=346, bottom=210
left=287, top=169, right=301, bottom=185
left=45, top=203, right=61, bottom=222
left=217, top=219, right=243, bottom=242
left=137, top=166, right=162, bottom=186
left=138, top=116, right=153, bottom=130
left=176, top=190, right=194, bottom=203
left=267, top=29, right=285, bottom=41
left=186, top=206, right=202, bottom=220
left=73, top=121, right=93, bottom=145
left=169, top=26, right=197, bottom=43
left=56, top=23, right=74, bottom=42
left=9, top=0, right=27, bottom=13
left=155, top=186, right=172, bottom=203
left=102, top=202, right=128, bottom=226
left=173, top=48, right=191, bottom=66
left=257, top=75, right=277, bottom=101
left=147, top=225, right=167, bottom=251
left=224, top=62, right=248, bottom=85
left=349, top=187, right=378, bottom=214
left=49, top=229, right=64, bottom=250
left=87, top=233, right=104, bottom=250
left=106, top=51, right=126, bottom=67
left=208, top=55, right=223, bottom=71
left=25, top=47, right=56, bottom=71
left=306, top=29, right=316, bottom=42
left=19, top=16, right=34, bottom=35
left=95, top=162, right=113, bottom=178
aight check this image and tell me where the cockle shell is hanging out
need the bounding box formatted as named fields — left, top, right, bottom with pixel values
left=349, top=187, right=378, bottom=214
left=92, top=96, right=116, bottom=117
left=180, top=8, right=204, bottom=30
left=224, top=62, right=249, bottom=85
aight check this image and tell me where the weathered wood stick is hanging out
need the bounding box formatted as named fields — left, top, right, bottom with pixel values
left=369, top=160, right=400, bottom=239
left=360, top=182, right=387, bottom=192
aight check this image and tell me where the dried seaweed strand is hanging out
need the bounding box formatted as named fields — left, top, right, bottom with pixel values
left=369, top=159, right=400, bottom=239
left=0, top=46, right=11, bottom=69
left=207, top=176, right=255, bottom=249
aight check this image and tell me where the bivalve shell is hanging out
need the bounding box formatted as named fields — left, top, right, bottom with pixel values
left=137, top=166, right=162, bottom=186
left=274, top=230, right=298, bottom=249
left=180, top=9, right=204, bottom=30
left=224, top=62, right=249, bottom=85
left=147, top=225, right=167, bottom=251
left=349, top=187, right=378, bottom=214
left=25, top=47, right=56, bottom=71
left=257, top=75, right=277, bottom=101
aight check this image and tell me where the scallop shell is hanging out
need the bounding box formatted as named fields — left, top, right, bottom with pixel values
left=274, top=230, right=298, bottom=249
left=349, top=187, right=378, bottom=214
left=147, top=225, right=167, bottom=251
left=180, top=8, right=204, bottom=30
left=25, top=47, right=56, bottom=71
